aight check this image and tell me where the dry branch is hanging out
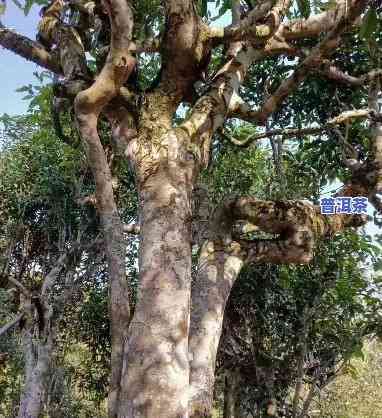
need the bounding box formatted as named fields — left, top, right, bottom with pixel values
left=225, top=105, right=381, bottom=147
left=222, top=126, right=326, bottom=146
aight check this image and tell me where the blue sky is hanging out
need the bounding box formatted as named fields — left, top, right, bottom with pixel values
left=0, top=1, right=41, bottom=115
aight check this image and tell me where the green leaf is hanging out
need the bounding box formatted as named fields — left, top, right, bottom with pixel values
left=0, top=0, right=6, bottom=15
left=359, top=8, right=378, bottom=40
left=213, top=0, right=230, bottom=21
left=15, top=85, right=30, bottom=93
left=297, top=0, right=311, bottom=18
left=23, top=0, right=34, bottom=15
left=198, top=0, right=208, bottom=17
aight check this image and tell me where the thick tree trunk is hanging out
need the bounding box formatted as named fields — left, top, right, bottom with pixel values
left=75, top=111, right=132, bottom=418
left=104, top=212, right=131, bottom=418
left=0, top=1, right=373, bottom=417
left=189, top=241, right=244, bottom=417
left=17, top=253, right=77, bottom=418
left=223, top=369, right=241, bottom=418
left=118, top=127, right=197, bottom=417
left=18, top=328, right=54, bottom=418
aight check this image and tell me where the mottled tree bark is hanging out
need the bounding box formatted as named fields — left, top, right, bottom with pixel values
left=0, top=22, right=61, bottom=73
left=188, top=194, right=364, bottom=417
left=118, top=124, right=198, bottom=417
left=105, top=212, right=131, bottom=418
left=189, top=241, right=244, bottom=417
left=17, top=254, right=70, bottom=418
left=0, top=0, right=373, bottom=416
left=116, top=0, right=207, bottom=412
left=75, top=111, right=131, bottom=418
left=18, top=326, right=54, bottom=418
left=74, top=1, right=135, bottom=415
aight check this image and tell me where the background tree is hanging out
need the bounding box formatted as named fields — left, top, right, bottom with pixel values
left=317, top=339, right=382, bottom=418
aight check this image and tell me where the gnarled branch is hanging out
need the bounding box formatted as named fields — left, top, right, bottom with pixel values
left=319, top=65, right=382, bottom=86
left=279, top=0, right=360, bottom=41
left=0, top=23, right=61, bottom=73
left=215, top=197, right=366, bottom=264
left=74, top=1, right=135, bottom=416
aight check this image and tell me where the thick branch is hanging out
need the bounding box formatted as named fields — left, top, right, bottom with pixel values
left=319, top=65, right=382, bottom=86
left=189, top=241, right=244, bottom=417
left=210, top=0, right=290, bottom=43
left=0, top=23, right=61, bottom=73
left=74, top=0, right=135, bottom=214
left=74, top=2, right=134, bottom=416
left=75, top=1, right=135, bottom=115
left=189, top=184, right=367, bottom=416
left=279, top=0, right=358, bottom=41
left=210, top=0, right=359, bottom=46
left=181, top=47, right=263, bottom=153
left=181, top=0, right=299, bottom=148
left=230, top=197, right=365, bottom=235
left=157, top=0, right=208, bottom=102
left=217, top=197, right=365, bottom=264
left=163, top=0, right=198, bottom=53
left=231, top=0, right=241, bottom=25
